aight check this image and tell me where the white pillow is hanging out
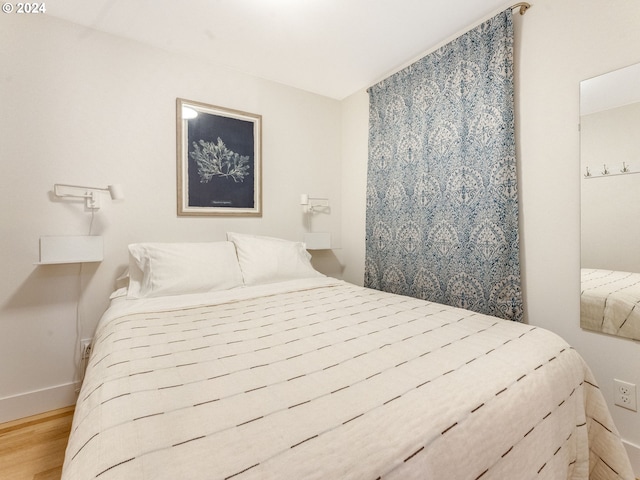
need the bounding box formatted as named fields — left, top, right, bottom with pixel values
left=226, top=232, right=324, bottom=286
left=127, top=241, right=244, bottom=298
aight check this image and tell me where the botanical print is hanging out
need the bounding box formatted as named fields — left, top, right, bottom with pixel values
left=177, top=99, right=261, bottom=216
left=191, top=138, right=250, bottom=184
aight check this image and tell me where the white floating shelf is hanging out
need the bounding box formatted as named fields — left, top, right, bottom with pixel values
left=304, top=232, right=331, bottom=250
left=37, top=235, right=103, bottom=264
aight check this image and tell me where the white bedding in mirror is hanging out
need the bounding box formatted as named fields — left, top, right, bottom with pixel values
left=581, top=268, right=640, bottom=340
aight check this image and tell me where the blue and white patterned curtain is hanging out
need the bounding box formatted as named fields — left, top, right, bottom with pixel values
left=365, top=11, right=523, bottom=322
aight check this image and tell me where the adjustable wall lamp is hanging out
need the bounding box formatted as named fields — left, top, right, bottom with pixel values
left=53, top=183, right=124, bottom=210
left=300, top=193, right=330, bottom=213
left=300, top=193, right=331, bottom=250
left=40, top=183, right=124, bottom=263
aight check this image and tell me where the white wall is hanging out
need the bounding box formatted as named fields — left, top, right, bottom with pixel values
left=340, top=0, right=640, bottom=473
left=581, top=104, right=640, bottom=272
left=340, top=92, right=369, bottom=284
left=0, top=14, right=342, bottom=422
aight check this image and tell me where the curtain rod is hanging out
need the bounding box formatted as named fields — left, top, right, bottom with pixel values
left=367, top=2, right=532, bottom=92
left=510, top=2, right=531, bottom=15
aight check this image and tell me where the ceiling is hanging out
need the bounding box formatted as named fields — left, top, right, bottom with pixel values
left=580, top=62, right=640, bottom=115
left=47, top=0, right=517, bottom=100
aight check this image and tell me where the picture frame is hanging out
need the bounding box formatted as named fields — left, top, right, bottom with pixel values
left=176, top=98, right=262, bottom=216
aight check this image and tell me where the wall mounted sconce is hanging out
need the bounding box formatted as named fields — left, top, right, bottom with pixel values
left=54, top=183, right=124, bottom=210
left=300, top=193, right=331, bottom=250
left=300, top=193, right=330, bottom=213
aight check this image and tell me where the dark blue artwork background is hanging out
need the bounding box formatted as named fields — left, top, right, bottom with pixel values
left=187, top=112, right=255, bottom=208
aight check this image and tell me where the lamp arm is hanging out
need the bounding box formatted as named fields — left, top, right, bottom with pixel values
left=53, top=183, right=124, bottom=209
left=54, top=184, right=108, bottom=197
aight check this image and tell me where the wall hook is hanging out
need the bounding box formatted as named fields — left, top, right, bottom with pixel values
left=621, top=162, right=630, bottom=173
left=601, top=164, right=609, bottom=175
left=584, top=166, right=591, bottom=178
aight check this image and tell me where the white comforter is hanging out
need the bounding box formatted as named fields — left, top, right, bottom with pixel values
left=62, top=278, right=633, bottom=480
left=581, top=268, right=640, bottom=340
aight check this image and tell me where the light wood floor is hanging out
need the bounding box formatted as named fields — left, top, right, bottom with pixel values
left=0, top=406, right=74, bottom=480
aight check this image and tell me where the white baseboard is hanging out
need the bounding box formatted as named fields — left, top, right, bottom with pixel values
left=623, top=440, right=640, bottom=478
left=0, top=382, right=79, bottom=424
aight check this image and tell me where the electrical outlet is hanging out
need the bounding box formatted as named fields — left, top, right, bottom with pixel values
left=614, top=379, right=637, bottom=411
left=81, top=339, right=92, bottom=360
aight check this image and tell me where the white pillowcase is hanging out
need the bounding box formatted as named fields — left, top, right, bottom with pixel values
left=127, top=241, right=244, bottom=298
left=227, top=232, right=324, bottom=286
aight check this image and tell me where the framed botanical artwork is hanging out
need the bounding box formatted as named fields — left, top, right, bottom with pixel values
left=176, top=98, right=262, bottom=216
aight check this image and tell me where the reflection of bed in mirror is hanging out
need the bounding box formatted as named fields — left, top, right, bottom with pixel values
left=581, top=269, right=640, bottom=341
left=580, top=61, right=640, bottom=340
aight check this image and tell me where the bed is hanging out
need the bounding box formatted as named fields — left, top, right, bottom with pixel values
left=581, top=268, right=640, bottom=341
left=62, top=234, right=634, bottom=480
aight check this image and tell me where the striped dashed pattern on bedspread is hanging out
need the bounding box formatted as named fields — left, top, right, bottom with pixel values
left=581, top=268, right=640, bottom=341
left=62, top=281, right=633, bottom=480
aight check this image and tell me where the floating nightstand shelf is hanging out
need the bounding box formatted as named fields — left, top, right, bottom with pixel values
left=304, top=232, right=331, bottom=250
left=37, top=236, right=103, bottom=265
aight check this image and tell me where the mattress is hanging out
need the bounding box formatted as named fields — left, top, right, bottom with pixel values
left=62, top=277, right=633, bottom=479
left=581, top=268, right=640, bottom=340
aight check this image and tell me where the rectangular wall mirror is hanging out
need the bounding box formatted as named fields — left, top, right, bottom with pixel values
left=580, top=62, right=640, bottom=341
